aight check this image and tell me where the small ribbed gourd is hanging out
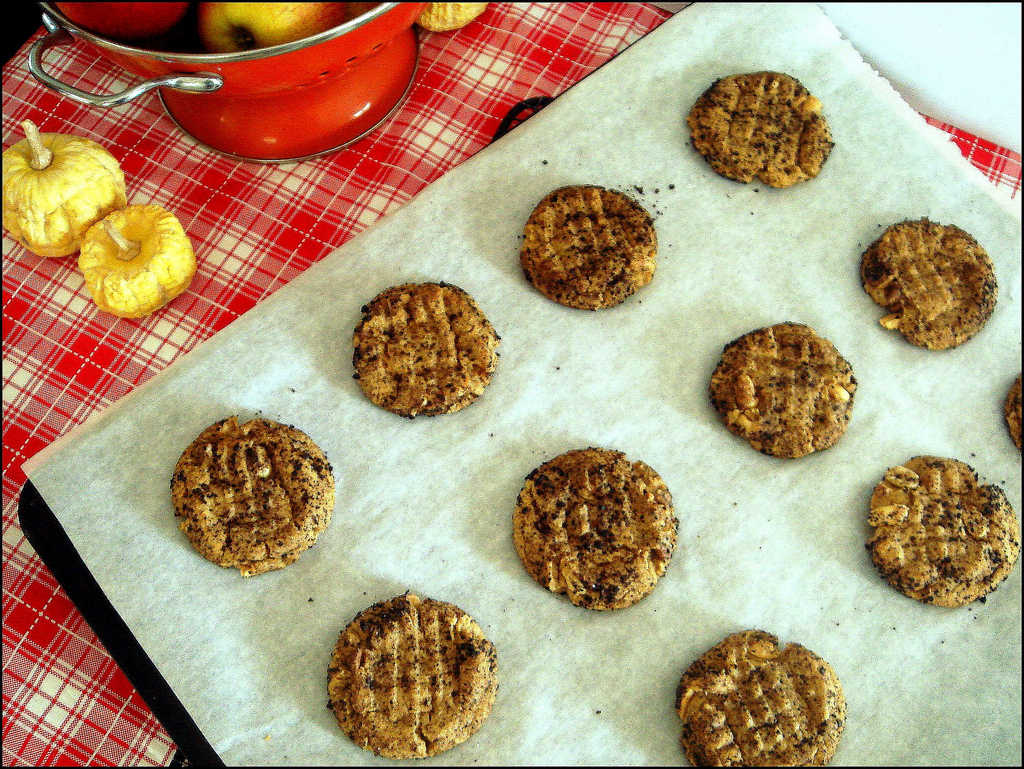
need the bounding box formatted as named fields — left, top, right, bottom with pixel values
left=416, top=3, right=487, bottom=31
left=78, top=204, right=197, bottom=318
left=2, top=119, right=127, bottom=257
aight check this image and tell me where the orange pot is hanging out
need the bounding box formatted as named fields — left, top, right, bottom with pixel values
left=30, top=3, right=426, bottom=162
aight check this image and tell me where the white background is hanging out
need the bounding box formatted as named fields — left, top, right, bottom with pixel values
left=818, top=3, right=1021, bottom=153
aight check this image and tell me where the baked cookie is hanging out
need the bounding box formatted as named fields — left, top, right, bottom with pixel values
left=1005, top=374, right=1021, bottom=450
left=352, top=282, right=500, bottom=417
left=687, top=71, right=833, bottom=187
left=171, top=416, right=334, bottom=577
left=513, top=447, right=677, bottom=610
left=860, top=218, right=997, bottom=350
left=519, top=185, right=657, bottom=310
left=327, top=593, right=498, bottom=759
left=675, top=629, right=846, bottom=766
left=709, top=323, right=857, bottom=459
left=866, top=456, right=1021, bottom=607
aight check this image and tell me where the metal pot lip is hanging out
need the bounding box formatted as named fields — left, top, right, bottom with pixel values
left=37, top=2, right=404, bottom=64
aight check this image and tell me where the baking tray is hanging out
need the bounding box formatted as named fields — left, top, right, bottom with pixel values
left=18, top=4, right=1022, bottom=765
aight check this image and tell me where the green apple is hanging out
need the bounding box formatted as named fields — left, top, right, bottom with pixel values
left=197, top=2, right=352, bottom=53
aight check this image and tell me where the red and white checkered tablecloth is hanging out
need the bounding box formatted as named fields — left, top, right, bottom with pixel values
left=2, top=3, right=1020, bottom=766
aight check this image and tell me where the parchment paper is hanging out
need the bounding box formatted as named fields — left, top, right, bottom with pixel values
left=23, top=4, right=1021, bottom=765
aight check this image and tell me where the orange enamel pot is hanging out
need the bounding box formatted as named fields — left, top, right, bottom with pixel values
left=30, top=3, right=426, bottom=162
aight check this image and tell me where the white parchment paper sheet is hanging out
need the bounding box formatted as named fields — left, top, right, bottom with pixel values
left=24, top=4, right=1021, bottom=765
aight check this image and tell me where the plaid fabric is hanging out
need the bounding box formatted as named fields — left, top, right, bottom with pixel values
left=2, top=3, right=1019, bottom=765
left=924, top=115, right=1022, bottom=197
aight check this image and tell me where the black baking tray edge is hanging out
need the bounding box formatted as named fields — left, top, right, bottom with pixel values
left=18, top=479, right=223, bottom=767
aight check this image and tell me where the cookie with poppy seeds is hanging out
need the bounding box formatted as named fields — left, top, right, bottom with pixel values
left=866, top=456, right=1020, bottom=607
left=352, top=282, right=500, bottom=417
left=519, top=185, right=657, bottom=310
left=327, top=593, right=497, bottom=759
left=1006, top=374, right=1021, bottom=450
left=860, top=218, right=997, bottom=350
left=513, top=447, right=677, bottom=610
left=676, top=629, right=846, bottom=766
left=687, top=71, right=833, bottom=187
left=709, top=323, right=857, bottom=458
left=171, top=416, right=334, bottom=577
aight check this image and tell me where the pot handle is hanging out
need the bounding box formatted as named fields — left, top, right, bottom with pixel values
left=28, top=11, right=222, bottom=108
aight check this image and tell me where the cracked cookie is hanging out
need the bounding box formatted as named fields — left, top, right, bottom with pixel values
left=866, top=456, right=1020, bottom=607
left=352, top=282, right=500, bottom=418
left=171, top=416, right=334, bottom=577
left=709, top=322, right=857, bottom=458
left=513, top=447, right=677, bottom=610
left=520, top=185, right=657, bottom=310
left=860, top=218, right=997, bottom=350
left=327, top=592, right=498, bottom=759
left=687, top=71, right=833, bottom=187
left=676, top=629, right=846, bottom=766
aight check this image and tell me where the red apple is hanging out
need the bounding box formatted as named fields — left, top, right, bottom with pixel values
left=197, top=3, right=351, bottom=53
left=55, top=2, right=191, bottom=42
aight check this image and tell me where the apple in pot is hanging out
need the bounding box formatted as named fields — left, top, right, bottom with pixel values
left=54, top=2, right=191, bottom=43
left=197, top=3, right=355, bottom=53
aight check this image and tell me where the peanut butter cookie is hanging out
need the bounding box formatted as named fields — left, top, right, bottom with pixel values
left=860, top=218, right=997, bottom=350
left=676, top=629, right=846, bottom=766
left=171, top=416, right=334, bottom=577
left=687, top=71, right=833, bottom=187
left=513, top=447, right=677, bottom=610
left=327, top=593, right=498, bottom=759
left=866, top=456, right=1020, bottom=607
left=519, top=185, right=657, bottom=310
left=352, top=282, right=500, bottom=417
left=1006, top=374, right=1022, bottom=450
left=709, top=323, right=857, bottom=458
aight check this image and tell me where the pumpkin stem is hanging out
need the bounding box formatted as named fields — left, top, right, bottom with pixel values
left=102, top=220, right=141, bottom=261
left=21, top=120, right=53, bottom=171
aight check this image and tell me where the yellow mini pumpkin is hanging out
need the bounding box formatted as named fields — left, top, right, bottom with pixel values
left=416, top=3, right=487, bottom=32
left=79, top=204, right=197, bottom=318
left=3, top=119, right=127, bottom=257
